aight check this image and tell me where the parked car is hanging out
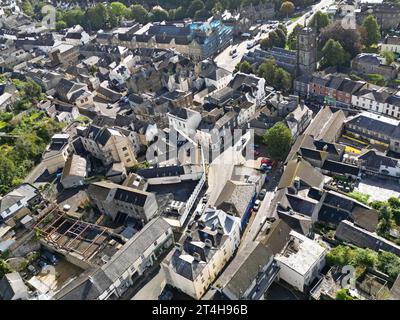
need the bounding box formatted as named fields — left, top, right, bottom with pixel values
left=246, top=41, right=255, bottom=49
left=42, top=250, right=58, bottom=265
left=258, top=189, right=267, bottom=200
left=253, top=199, right=261, bottom=211
left=260, top=163, right=272, bottom=172
left=37, top=259, right=48, bottom=269
left=27, top=265, right=39, bottom=276
left=232, top=52, right=238, bottom=59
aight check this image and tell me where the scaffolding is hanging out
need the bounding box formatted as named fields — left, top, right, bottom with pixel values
left=34, top=209, right=111, bottom=261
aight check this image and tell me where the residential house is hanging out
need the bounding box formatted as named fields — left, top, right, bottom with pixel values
left=87, top=180, right=158, bottom=225
left=351, top=53, right=398, bottom=81
left=275, top=230, right=327, bottom=293
left=0, top=183, right=42, bottom=221
left=0, top=82, right=17, bottom=111
left=198, top=60, right=232, bottom=91
left=307, top=73, right=366, bottom=108
left=162, top=208, right=241, bottom=300
left=345, top=111, right=400, bottom=153
left=284, top=104, right=313, bottom=141
left=216, top=219, right=292, bottom=300
left=214, top=180, right=256, bottom=229
left=356, top=149, right=400, bottom=177
left=60, top=155, right=87, bottom=189
left=0, top=272, right=28, bottom=300
left=167, top=107, right=202, bottom=139
left=41, top=134, right=71, bottom=174
left=54, top=78, right=94, bottom=108
left=381, top=35, right=400, bottom=54
left=229, top=72, right=266, bottom=106
left=278, top=156, right=325, bottom=192
left=49, top=43, right=79, bottom=67
left=79, top=125, right=137, bottom=168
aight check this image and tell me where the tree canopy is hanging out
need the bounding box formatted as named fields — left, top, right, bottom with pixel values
left=308, top=10, right=330, bottom=33
left=279, top=1, right=295, bottom=17
left=320, top=39, right=350, bottom=69
left=262, top=122, right=292, bottom=161
left=257, top=59, right=292, bottom=93
left=362, top=15, right=381, bottom=47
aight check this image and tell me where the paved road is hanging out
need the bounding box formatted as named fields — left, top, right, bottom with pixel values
left=214, top=0, right=334, bottom=73
left=239, top=163, right=283, bottom=250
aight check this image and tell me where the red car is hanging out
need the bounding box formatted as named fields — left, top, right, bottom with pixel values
left=261, top=157, right=277, bottom=167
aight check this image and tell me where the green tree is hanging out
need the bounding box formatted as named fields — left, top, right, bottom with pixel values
left=382, top=50, right=395, bottom=65
left=287, top=24, right=303, bottom=50
left=363, top=15, right=381, bottom=47
left=377, top=205, right=393, bottom=236
left=274, top=67, right=292, bottom=92
left=336, top=288, right=354, bottom=300
left=377, top=251, right=400, bottom=280
left=0, top=259, right=12, bottom=278
left=0, top=154, right=16, bottom=193
left=275, top=28, right=287, bottom=48
left=62, top=8, right=85, bottom=27
left=55, top=20, right=67, bottom=31
left=320, top=39, right=350, bottom=68
left=110, top=2, right=129, bottom=18
left=130, top=5, right=149, bottom=24
left=319, top=21, right=363, bottom=58
left=85, top=4, right=109, bottom=30
left=279, top=1, right=295, bottom=17
left=308, top=10, right=330, bottom=33
left=262, top=122, right=292, bottom=161
left=257, top=59, right=276, bottom=84
left=187, top=0, right=205, bottom=17
left=277, top=23, right=287, bottom=35
left=235, top=61, right=253, bottom=74
left=21, top=0, right=34, bottom=16
left=151, top=8, right=169, bottom=22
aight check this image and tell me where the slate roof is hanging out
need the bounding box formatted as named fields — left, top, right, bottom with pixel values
left=137, top=166, right=184, bottom=179
left=215, top=180, right=255, bottom=218
left=321, top=159, right=360, bottom=176
left=304, top=107, right=346, bottom=143
left=336, top=220, right=400, bottom=256
left=88, top=181, right=151, bottom=208
left=0, top=272, right=28, bottom=300
left=214, top=241, right=273, bottom=299
left=358, top=149, right=399, bottom=171
left=346, top=112, right=400, bottom=139
left=278, top=157, right=325, bottom=190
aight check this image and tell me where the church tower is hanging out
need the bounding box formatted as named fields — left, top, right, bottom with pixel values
left=296, top=27, right=317, bottom=76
